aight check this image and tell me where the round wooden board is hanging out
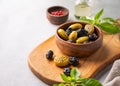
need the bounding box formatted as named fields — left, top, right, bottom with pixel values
left=28, top=34, right=120, bottom=85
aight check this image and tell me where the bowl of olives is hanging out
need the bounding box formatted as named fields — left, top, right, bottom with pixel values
left=55, top=22, right=103, bottom=57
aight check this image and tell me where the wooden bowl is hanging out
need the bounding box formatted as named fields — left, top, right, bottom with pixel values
left=55, top=22, right=103, bottom=57
left=46, top=6, right=69, bottom=25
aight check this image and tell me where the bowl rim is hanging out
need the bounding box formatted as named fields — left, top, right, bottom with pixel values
left=47, top=5, right=69, bottom=17
left=55, top=22, right=103, bottom=46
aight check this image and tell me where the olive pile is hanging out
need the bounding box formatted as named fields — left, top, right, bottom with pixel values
left=45, top=50, right=79, bottom=67
left=57, top=23, right=98, bottom=44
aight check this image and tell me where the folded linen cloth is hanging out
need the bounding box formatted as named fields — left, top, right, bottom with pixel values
left=103, top=59, right=120, bottom=86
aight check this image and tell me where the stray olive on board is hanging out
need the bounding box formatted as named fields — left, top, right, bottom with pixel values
left=54, top=55, right=69, bottom=67
left=46, top=50, right=54, bottom=60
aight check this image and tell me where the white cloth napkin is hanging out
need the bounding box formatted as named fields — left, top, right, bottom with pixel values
left=103, top=59, right=120, bottom=86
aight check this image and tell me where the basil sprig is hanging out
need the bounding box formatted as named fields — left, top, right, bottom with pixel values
left=79, top=9, right=120, bottom=34
left=53, top=68, right=102, bottom=86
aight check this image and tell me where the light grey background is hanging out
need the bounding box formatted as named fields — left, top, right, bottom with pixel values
left=0, top=0, right=120, bottom=86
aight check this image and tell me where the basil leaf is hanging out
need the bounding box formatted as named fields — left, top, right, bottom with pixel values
left=53, top=84, right=58, bottom=86
left=58, top=83, right=65, bottom=86
left=103, top=17, right=117, bottom=23
left=53, top=83, right=65, bottom=86
left=99, top=22, right=120, bottom=34
left=61, top=74, right=71, bottom=82
left=70, top=68, right=80, bottom=80
left=70, top=82, right=76, bottom=86
left=54, top=68, right=103, bottom=86
left=78, top=78, right=102, bottom=86
left=77, top=78, right=86, bottom=81
left=80, top=16, right=94, bottom=24
left=79, top=16, right=86, bottom=19
left=94, top=9, right=104, bottom=20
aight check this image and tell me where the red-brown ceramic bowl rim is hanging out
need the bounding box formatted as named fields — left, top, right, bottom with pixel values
left=47, top=6, right=69, bottom=17
left=55, top=22, right=103, bottom=46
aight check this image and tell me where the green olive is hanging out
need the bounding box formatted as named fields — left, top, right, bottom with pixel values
left=54, top=55, right=69, bottom=67
left=68, top=23, right=82, bottom=30
left=58, top=29, right=68, bottom=40
left=84, top=24, right=95, bottom=34
left=68, top=31, right=78, bottom=40
left=76, top=36, right=89, bottom=44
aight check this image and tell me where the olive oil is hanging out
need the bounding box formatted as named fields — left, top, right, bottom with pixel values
left=75, top=0, right=91, bottom=18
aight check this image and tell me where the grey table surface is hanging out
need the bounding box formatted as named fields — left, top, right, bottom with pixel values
left=0, top=0, right=120, bottom=86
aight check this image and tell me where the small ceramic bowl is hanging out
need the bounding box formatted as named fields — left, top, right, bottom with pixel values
left=46, top=6, right=69, bottom=25
left=55, top=22, right=103, bottom=57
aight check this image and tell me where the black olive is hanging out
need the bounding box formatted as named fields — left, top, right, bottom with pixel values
left=69, top=57, right=79, bottom=66
left=89, top=33, right=98, bottom=41
left=46, top=50, right=53, bottom=60
left=63, top=67, right=71, bottom=76
left=66, top=28, right=73, bottom=35
left=77, top=29, right=88, bottom=37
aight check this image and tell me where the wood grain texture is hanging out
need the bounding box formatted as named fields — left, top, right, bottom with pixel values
left=28, top=33, right=120, bottom=85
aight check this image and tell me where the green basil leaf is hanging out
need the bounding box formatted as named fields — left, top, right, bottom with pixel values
left=80, top=78, right=102, bottom=86
left=58, top=83, right=65, bottom=86
left=103, top=17, right=117, bottom=23
left=79, top=16, right=94, bottom=24
left=70, top=68, right=80, bottom=80
left=70, top=82, right=76, bottom=86
left=77, top=78, right=88, bottom=83
left=61, top=74, right=71, bottom=82
left=94, top=20, right=101, bottom=25
left=53, top=84, right=58, bottom=86
left=53, top=83, right=65, bottom=86
left=99, top=22, right=120, bottom=34
left=94, top=9, right=104, bottom=20
left=79, top=16, right=87, bottom=20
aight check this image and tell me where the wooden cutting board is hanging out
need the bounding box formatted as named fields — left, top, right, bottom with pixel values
left=28, top=33, right=120, bottom=85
